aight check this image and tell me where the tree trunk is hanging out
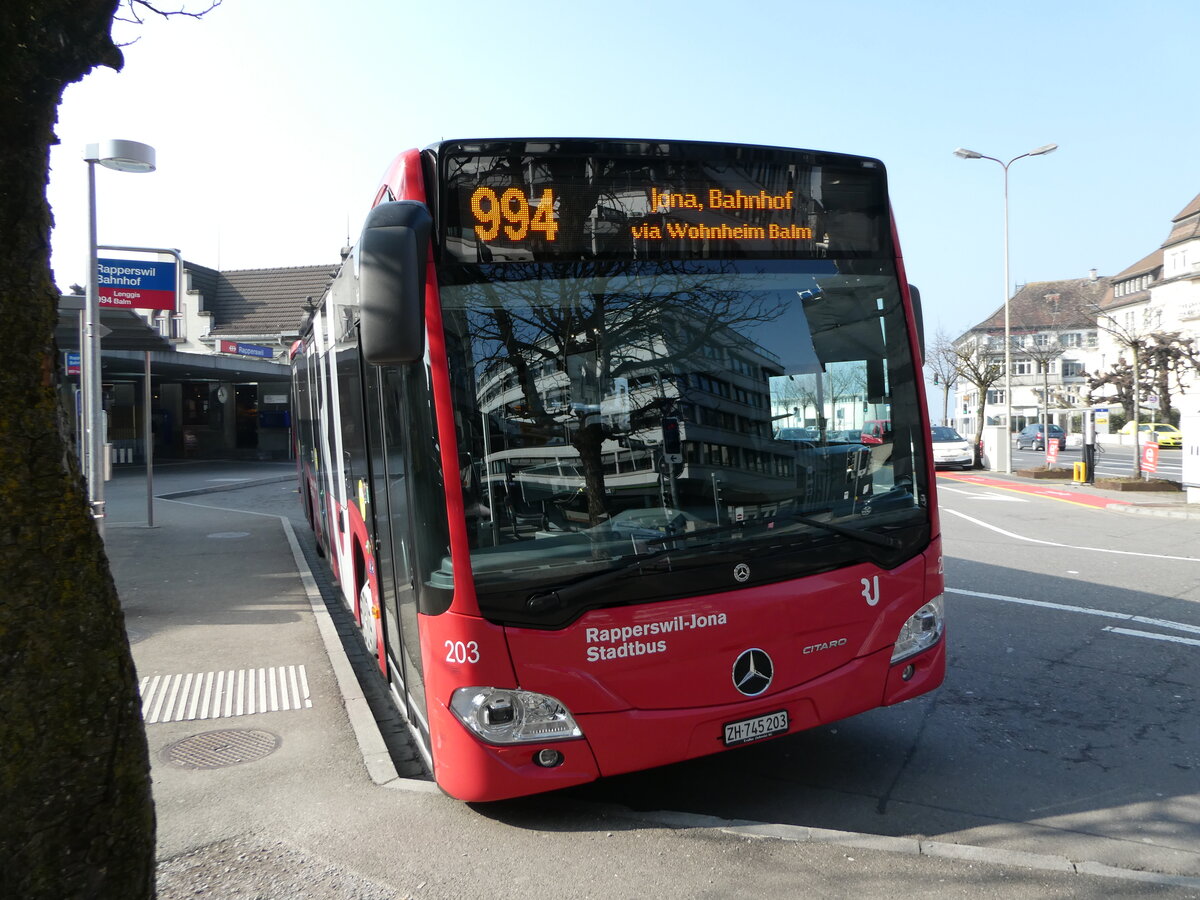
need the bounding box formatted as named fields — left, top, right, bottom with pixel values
left=0, top=3, right=157, bottom=898
left=571, top=421, right=609, bottom=527
left=972, top=400, right=986, bottom=468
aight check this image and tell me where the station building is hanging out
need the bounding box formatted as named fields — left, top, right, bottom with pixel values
left=57, top=260, right=337, bottom=463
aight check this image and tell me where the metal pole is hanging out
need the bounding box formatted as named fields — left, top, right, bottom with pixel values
left=1002, top=163, right=1013, bottom=474
left=955, top=144, right=1056, bottom=474
left=145, top=351, right=154, bottom=526
left=84, top=159, right=105, bottom=533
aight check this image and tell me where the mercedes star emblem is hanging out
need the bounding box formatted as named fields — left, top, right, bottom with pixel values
left=732, top=648, right=774, bottom=696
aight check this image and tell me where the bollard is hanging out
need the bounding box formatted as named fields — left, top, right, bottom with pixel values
left=1073, top=461, right=1085, bottom=482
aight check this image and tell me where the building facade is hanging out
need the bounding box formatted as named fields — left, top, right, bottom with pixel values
left=59, top=259, right=336, bottom=462
left=953, top=190, right=1200, bottom=437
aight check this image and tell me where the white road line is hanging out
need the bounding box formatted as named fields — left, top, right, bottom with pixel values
left=1103, top=627, right=1200, bottom=648
left=943, top=508, right=1200, bottom=562
left=938, top=486, right=1028, bottom=501
left=139, top=665, right=313, bottom=725
left=949, top=588, right=1200, bottom=647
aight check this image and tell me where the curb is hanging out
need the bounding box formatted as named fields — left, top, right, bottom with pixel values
left=280, top=517, right=438, bottom=793
left=632, top=810, right=1200, bottom=889
left=1109, top=502, right=1200, bottom=519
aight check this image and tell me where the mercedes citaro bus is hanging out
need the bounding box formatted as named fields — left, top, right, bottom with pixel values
left=292, top=138, right=946, bottom=801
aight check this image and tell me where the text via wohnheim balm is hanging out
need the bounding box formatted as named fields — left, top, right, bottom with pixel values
left=584, top=612, right=728, bottom=662
left=631, top=187, right=814, bottom=243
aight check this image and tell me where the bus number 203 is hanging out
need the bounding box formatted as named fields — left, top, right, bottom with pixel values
left=445, top=640, right=481, bottom=665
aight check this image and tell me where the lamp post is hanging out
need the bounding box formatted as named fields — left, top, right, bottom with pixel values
left=83, top=140, right=156, bottom=531
left=954, top=143, right=1057, bottom=473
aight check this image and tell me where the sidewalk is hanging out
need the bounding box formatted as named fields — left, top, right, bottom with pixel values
left=101, top=461, right=1200, bottom=899
left=943, top=466, right=1200, bottom=518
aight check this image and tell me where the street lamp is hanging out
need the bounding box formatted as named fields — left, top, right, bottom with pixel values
left=954, top=143, right=1057, bottom=473
left=83, top=140, right=156, bottom=530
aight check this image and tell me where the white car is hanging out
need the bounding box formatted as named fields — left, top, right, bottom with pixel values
left=930, top=426, right=972, bottom=470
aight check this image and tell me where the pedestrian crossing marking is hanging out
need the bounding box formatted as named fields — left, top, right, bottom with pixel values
left=139, top=665, right=312, bottom=725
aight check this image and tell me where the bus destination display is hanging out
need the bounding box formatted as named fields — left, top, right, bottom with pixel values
left=441, top=140, right=887, bottom=262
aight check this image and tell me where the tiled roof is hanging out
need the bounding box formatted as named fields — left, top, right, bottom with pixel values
left=201, top=264, right=338, bottom=337
left=184, top=260, right=220, bottom=299
left=969, top=275, right=1110, bottom=334
left=1172, top=192, right=1200, bottom=223
left=1112, top=249, right=1162, bottom=281
left=1162, top=192, right=1200, bottom=249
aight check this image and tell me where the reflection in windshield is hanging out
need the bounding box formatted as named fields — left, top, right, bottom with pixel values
left=439, top=258, right=928, bottom=599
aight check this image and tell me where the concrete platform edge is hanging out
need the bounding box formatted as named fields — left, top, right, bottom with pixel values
left=280, top=516, right=410, bottom=789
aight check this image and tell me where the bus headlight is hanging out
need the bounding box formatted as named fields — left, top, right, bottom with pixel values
left=450, top=687, right=583, bottom=744
left=891, top=595, right=944, bottom=664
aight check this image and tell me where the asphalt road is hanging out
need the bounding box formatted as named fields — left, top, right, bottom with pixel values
left=153, top=470, right=1200, bottom=895
left=560, top=474, right=1200, bottom=875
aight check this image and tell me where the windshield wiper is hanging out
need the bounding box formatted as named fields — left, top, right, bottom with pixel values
left=524, top=547, right=680, bottom=614
left=524, top=512, right=903, bottom=614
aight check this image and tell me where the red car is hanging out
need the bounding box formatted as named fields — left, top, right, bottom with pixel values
left=860, top=419, right=891, bottom=445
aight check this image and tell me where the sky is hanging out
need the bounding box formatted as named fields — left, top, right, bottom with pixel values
left=46, top=0, right=1200, bottom=343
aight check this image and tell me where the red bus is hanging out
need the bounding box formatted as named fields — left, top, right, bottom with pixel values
left=292, top=138, right=945, bottom=802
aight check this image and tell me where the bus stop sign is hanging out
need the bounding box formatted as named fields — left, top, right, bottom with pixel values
left=98, top=258, right=177, bottom=311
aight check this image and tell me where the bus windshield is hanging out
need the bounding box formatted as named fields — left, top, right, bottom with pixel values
left=433, top=140, right=929, bottom=625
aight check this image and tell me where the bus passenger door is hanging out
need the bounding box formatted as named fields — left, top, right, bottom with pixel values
left=364, top=363, right=429, bottom=749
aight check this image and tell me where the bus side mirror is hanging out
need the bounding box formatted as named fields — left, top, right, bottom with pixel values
left=359, top=200, right=433, bottom=365
left=908, top=284, right=925, bottom=364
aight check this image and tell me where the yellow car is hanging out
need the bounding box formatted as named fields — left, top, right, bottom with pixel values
left=1119, top=422, right=1182, bottom=448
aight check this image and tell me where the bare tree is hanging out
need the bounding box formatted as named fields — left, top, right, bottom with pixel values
left=1, top=3, right=214, bottom=897
left=925, top=329, right=961, bottom=426
left=951, top=338, right=1003, bottom=467
left=1086, top=305, right=1159, bottom=475
left=463, top=261, right=789, bottom=525
left=1142, top=331, right=1200, bottom=425
left=1016, top=336, right=1064, bottom=439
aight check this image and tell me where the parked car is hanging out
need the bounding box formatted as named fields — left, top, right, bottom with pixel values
left=930, top=426, right=973, bottom=469
left=1015, top=423, right=1066, bottom=451
left=776, top=426, right=821, bottom=443
left=860, top=419, right=891, bottom=445
left=1119, top=422, right=1182, bottom=448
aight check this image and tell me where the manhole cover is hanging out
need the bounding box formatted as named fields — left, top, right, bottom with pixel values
left=163, top=729, right=280, bottom=769
left=207, top=531, right=250, bottom=539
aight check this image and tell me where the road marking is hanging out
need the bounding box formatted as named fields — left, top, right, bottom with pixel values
left=949, top=588, right=1200, bottom=654
left=938, top=486, right=1027, bottom=501
left=943, top=508, right=1200, bottom=563
left=939, top=474, right=1125, bottom=510
left=948, top=588, right=1200, bottom=634
left=1103, top=627, right=1200, bottom=648
left=140, top=665, right=312, bottom=725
